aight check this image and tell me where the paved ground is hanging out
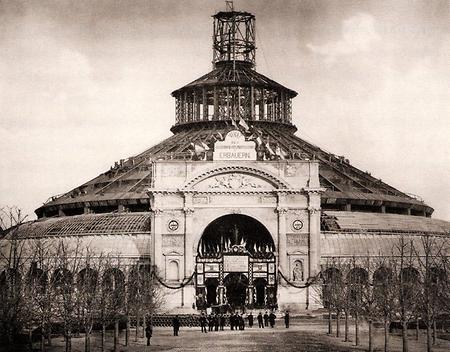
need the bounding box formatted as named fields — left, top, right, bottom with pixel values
left=9, top=319, right=450, bottom=351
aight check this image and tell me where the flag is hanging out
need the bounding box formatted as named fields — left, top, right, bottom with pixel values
left=190, top=142, right=205, bottom=154
left=231, top=117, right=238, bottom=129
left=275, top=145, right=286, bottom=160
left=255, top=136, right=263, bottom=146
left=265, top=142, right=275, bottom=156
left=201, top=141, right=210, bottom=151
left=239, top=116, right=250, bottom=131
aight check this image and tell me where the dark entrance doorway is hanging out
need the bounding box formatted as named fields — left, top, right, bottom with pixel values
left=254, top=278, right=267, bottom=307
left=224, top=273, right=248, bottom=308
left=205, top=278, right=219, bottom=306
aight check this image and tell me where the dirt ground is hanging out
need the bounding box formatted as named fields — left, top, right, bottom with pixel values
left=5, top=319, right=450, bottom=351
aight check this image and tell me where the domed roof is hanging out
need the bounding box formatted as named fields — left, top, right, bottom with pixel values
left=35, top=120, right=432, bottom=218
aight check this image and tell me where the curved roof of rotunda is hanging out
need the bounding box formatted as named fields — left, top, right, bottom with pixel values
left=3, top=213, right=151, bottom=240
left=35, top=121, right=432, bottom=217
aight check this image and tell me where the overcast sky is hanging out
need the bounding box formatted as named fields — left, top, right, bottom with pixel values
left=0, top=0, right=449, bottom=221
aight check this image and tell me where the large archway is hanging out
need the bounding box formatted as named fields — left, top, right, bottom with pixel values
left=195, top=214, right=277, bottom=311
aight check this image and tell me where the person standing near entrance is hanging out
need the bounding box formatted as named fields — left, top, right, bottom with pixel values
left=145, top=323, right=153, bottom=346
left=247, top=313, right=254, bottom=328
left=284, top=312, right=290, bottom=328
left=257, top=312, right=264, bottom=328
left=200, top=313, right=208, bottom=333
left=219, top=314, right=225, bottom=331
left=269, top=312, right=276, bottom=328
left=263, top=311, right=269, bottom=327
left=172, top=315, right=180, bottom=336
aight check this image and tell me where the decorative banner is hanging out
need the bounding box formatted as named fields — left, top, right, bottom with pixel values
left=205, top=272, right=219, bottom=278
left=253, top=272, right=267, bottom=278
left=224, top=255, right=249, bottom=272
left=204, top=263, right=220, bottom=272
left=252, top=263, right=267, bottom=272
left=213, top=130, right=257, bottom=161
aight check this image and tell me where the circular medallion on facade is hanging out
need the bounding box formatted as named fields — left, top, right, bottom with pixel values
left=292, top=219, right=303, bottom=231
left=168, top=219, right=179, bottom=232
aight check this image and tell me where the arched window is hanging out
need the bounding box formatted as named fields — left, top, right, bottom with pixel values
left=51, top=268, right=73, bottom=294
left=347, top=267, right=368, bottom=306
left=322, top=267, right=342, bottom=309
left=28, top=263, right=48, bottom=294
left=77, top=268, right=98, bottom=291
left=399, top=267, right=420, bottom=307
left=167, top=261, right=179, bottom=281
left=102, top=268, right=125, bottom=306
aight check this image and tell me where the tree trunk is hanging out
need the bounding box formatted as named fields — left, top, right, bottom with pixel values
left=368, top=319, right=373, bottom=352
left=432, top=320, right=436, bottom=345
left=402, top=321, right=409, bottom=352
left=101, top=323, right=106, bottom=352
left=426, top=324, right=431, bottom=352
left=384, top=319, right=389, bottom=352
left=336, top=311, right=340, bottom=338
left=142, top=315, right=146, bottom=339
left=415, top=318, right=419, bottom=341
left=65, top=331, right=72, bottom=352
left=125, top=315, right=130, bottom=346
left=344, top=311, right=349, bottom=342
left=328, top=310, right=332, bottom=335
left=41, top=329, right=45, bottom=352
left=355, top=312, right=359, bottom=346
left=114, top=320, right=119, bottom=352
left=135, top=315, right=139, bottom=342
left=47, top=325, right=52, bottom=346
left=28, top=328, right=33, bottom=352
left=85, top=330, right=91, bottom=352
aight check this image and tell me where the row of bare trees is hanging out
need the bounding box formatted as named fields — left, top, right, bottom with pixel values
left=0, top=208, right=163, bottom=352
left=319, top=235, right=450, bottom=352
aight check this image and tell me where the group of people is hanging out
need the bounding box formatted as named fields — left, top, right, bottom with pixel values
left=198, top=311, right=290, bottom=332
left=144, top=311, right=290, bottom=344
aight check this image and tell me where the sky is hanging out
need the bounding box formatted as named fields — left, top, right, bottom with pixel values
left=0, top=0, right=449, bottom=221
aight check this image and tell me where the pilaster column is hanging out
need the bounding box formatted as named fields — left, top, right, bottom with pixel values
left=152, top=208, right=164, bottom=271
left=307, top=198, right=321, bottom=277
left=276, top=192, right=288, bottom=275
left=184, top=192, right=195, bottom=278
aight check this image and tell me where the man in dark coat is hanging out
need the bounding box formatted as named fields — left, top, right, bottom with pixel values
left=257, top=312, right=264, bottom=328
left=208, top=314, right=214, bottom=331
left=214, top=314, right=219, bottom=331
left=145, top=324, right=153, bottom=346
left=269, top=312, right=276, bottom=328
left=230, top=313, right=235, bottom=330
left=263, top=312, right=269, bottom=327
left=219, top=314, right=225, bottom=331
left=200, top=313, right=208, bottom=333
left=172, top=315, right=181, bottom=336
left=284, top=312, right=290, bottom=328
left=247, top=313, right=254, bottom=328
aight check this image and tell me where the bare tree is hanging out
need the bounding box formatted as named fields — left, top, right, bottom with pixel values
left=0, top=206, right=28, bottom=348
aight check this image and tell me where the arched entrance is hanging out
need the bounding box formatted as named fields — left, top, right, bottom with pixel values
left=195, top=214, right=277, bottom=310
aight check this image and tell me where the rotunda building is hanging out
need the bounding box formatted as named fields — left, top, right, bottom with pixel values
left=2, top=6, right=449, bottom=313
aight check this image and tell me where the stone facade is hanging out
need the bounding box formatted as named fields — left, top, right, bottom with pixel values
left=147, top=149, right=324, bottom=311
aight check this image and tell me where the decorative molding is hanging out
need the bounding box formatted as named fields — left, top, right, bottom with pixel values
left=209, top=173, right=262, bottom=190
left=304, top=187, right=326, bottom=195
left=276, top=207, right=288, bottom=215
left=308, top=206, right=321, bottom=214
left=183, top=165, right=290, bottom=189
left=183, top=207, right=195, bottom=215
left=151, top=208, right=164, bottom=216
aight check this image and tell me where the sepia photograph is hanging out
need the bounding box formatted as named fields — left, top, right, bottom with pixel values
left=1, top=0, right=449, bottom=351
